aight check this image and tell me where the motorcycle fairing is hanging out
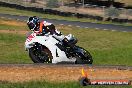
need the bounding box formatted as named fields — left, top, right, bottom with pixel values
left=25, top=32, right=76, bottom=63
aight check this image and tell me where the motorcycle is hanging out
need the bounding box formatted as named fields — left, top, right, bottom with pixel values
left=25, top=32, right=93, bottom=64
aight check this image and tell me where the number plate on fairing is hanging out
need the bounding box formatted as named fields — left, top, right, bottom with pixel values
left=26, top=33, right=35, bottom=42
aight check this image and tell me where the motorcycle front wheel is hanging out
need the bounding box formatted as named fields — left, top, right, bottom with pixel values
left=74, top=46, right=93, bottom=64
left=29, top=46, right=52, bottom=63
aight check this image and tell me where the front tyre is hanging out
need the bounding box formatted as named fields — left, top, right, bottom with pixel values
left=29, top=46, right=52, bottom=63
left=74, top=46, right=93, bottom=64
left=75, top=54, right=93, bottom=64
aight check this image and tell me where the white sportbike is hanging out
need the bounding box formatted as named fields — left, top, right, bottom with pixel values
left=25, top=32, right=93, bottom=64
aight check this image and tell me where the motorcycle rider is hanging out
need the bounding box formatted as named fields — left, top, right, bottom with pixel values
left=27, top=16, right=76, bottom=47
left=27, top=16, right=62, bottom=36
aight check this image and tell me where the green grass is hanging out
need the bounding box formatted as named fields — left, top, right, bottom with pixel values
left=0, top=20, right=132, bottom=65
left=0, top=6, right=132, bottom=27
left=0, top=24, right=26, bottom=30
left=61, top=26, right=132, bottom=65
left=0, top=33, right=32, bottom=63
left=0, top=81, right=131, bottom=88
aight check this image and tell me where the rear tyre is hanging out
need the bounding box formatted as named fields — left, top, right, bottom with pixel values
left=29, top=45, right=52, bottom=63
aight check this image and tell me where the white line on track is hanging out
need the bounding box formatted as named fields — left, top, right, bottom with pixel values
left=103, top=29, right=108, bottom=31
left=60, top=24, right=64, bottom=25
left=1, top=17, right=5, bottom=19
left=95, top=28, right=99, bottom=29
left=123, top=31, right=127, bottom=32
left=85, top=27, right=89, bottom=29
left=8, top=18, right=12, bottom=20
left=16, top=19, right=20, bottom=21
left=76, top=26, right=80, bottom=28
left=68, top=25, right=72, bottom=27
left=111, top=30, right=116, bottom=32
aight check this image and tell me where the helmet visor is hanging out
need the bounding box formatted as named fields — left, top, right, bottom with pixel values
left=28, top=22, right=36, bottom=30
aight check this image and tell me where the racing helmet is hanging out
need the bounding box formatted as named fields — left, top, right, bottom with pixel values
left=27, top=16, right=40, bottom=31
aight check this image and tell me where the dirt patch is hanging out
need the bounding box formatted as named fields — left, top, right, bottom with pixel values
left=0, top=20, right=25, bottom=26
left=0, top=65, right=131, bottom=83
left=0, top=30, right=28, bottom=35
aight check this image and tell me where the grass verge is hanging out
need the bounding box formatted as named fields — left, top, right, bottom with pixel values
left=0, top=81, right=131, bottom=88
left=0, top=33, right=32, bottom=63
left=60, top=26, right=132, bottom=65
left=0, top=6, right=132, bottom=26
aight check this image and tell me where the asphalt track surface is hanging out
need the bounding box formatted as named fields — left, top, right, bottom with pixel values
left=0, top=13, right=132, bottom=32
left=0, top=64, right=132, bottom=70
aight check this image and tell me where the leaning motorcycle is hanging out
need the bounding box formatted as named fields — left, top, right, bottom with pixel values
left=25, top=32, right=93, bottom=64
